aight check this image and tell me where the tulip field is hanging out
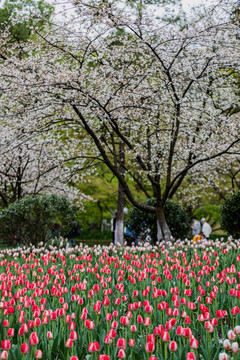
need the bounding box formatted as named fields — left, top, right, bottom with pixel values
left=0, top=239, right=239, bottom=360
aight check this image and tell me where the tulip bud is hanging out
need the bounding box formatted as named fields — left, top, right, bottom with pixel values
left=223, top=339, right=231, bottom=351
left=65, top=339, right=73, bottom=348
left=118, top=349, right=126, bottom=359
left=116, top=338, right=126, bottom=350
left=227, top=330, right=236, bottom=341
left=190, top=338, right=199, bottom=349
left=1, top=340, right=11, bottom=351
left=0, top=351, right=8, bottom=360
left=169, top=341, right=178, bottom=352
left=6, top=329, right=14, bottom=338
left=143, top=317, right=151, bottom=327
left=21, top=343, right=30, bottom=354
left=186, top=352, right=196, bottom=360
left=161, top=330, right=170, bottom=342
left=218, top=353, right=228, bottom=360
left=35, top=350, right=43, bottom=359
left=145, top=342, right=155, bottom=353
left=128, top=339, right=135, bottom=347
left=234, top=326, right=240, bottom=335
left=232, top=342, right=239, bottom=354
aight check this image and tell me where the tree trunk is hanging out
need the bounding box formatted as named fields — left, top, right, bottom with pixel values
left=115, top=141, right=125, bottom=246
left=97, top=201, right=104, bottom=232
left=156, top=207, right=171, bottom=243
left=115, top=181, right=125, bottom=245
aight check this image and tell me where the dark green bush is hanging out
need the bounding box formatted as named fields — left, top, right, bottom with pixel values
left=80, top=230, right=112, bottom=240
left=128, top=198, right=191, bottom=241
left=0, top=194, right=79, bottom=246
left=221, top=192, right=240, bottom=238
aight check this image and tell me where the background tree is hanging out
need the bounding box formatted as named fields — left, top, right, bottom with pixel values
left=221, top=192, right=240, bottom=239
left=128, top=198, right=190, bottom=242
left=0, top=194, right=79, bottom=246
left=0, top=0, right=239, bottom=243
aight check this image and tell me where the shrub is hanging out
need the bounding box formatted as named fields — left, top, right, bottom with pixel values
left=221, top=192, right=240, bottom=238
left=0, top=194, right=79, bottom=246
left=127, top=198, right=191, bottom=241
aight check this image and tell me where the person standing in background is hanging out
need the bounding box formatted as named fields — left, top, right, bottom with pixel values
left=191, top=217, right=201, bottom=237
left=201, top=218, right=212, bottom=240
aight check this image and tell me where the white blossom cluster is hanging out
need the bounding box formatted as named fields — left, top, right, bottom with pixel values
left=0, top=0, right=239, bottom=215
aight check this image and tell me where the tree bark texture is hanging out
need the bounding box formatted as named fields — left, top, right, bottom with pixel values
left=156, top=207, right=171, bottom=242
left=115, top=141, right=125, bottom=246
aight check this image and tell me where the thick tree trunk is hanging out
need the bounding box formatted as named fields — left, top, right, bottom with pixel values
left=115, top=181, right=125, bottom=246
left=156, top=207, right=171, bottom=242
left=115, top=141, right=125, bottom=246
left=97, top=201, right=104, bottom=232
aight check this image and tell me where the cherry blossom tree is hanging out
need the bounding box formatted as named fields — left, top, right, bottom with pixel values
left=0, top=122, right=94, bottom=207
left=0, top=0, right=239, bottom=243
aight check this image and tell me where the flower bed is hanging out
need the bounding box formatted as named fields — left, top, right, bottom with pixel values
left=0, top=239, right=239, bottom=360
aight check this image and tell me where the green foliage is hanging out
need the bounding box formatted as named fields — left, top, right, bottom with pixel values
left=221, top=192, right=240, bottom=238
left=0, top=194, right=79, bottom=246
left=194, top=205, right=221, bottom=227
left=79, top=230, right=112, bottom=240
left=0, top=0, right=53, bottom=43
left=128, top=198, right=191, bottom=241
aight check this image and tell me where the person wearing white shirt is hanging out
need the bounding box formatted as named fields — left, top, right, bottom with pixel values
left=201, top=218, right=212, bottom=239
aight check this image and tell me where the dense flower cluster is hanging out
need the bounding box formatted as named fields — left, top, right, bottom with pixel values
left=0, top=239, right=239, bottom=359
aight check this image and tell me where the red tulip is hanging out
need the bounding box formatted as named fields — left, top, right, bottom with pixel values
left=147, top=334, right=155, bottom=343
left=108, top=329, right=117, bottom=339
left=6, top=329, right=14, bottom=338
left=120, top=316, right=129, bottom=326
left=130, top=325, right=137, bottom=332
left=118, top=349, right=126, bottom=359
left=65, top=339, right=73, bottom=348
left=70, top=331, right=78, bottom=341
left=0, top=351, right=8, bottom=359
left=47, top=331, right=53, bottom=339
left=169, top=341, right=178, bottom=352
left=176, top=326, right=184, bottom=336
left=161, top=330, right=170, bottom=342
left=94, top=342, right=100, bottom=352
left=102, top=297, right=110, bottom=307
left=231, top=306, right=239, bottom=316
left=116, top=338, right=126, bottom=350
left=35, top=350, right=43, bottom=359
left=216, top=310, right=224, bottom=319
left=190, top=338, right=199, bottom=349
left=143, top=317, right=151, bottom=327
left=29, top=332, right=39, bottom=346
left=128, top=339, right=135, bottom=347
left=186, top=352, right=196, bottom=360
left=145, top=341, right=155, bottom=353
left=184, top=328, right=192, bottom=338
left=21, top=343, right=30, bottom=354
left=1, top=341, right=11, bottom=351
